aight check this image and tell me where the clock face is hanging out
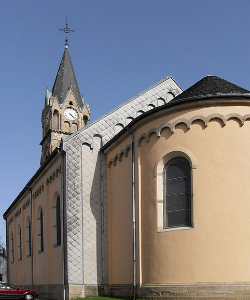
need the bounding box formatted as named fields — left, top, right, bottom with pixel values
left=64, top=108, right=78, bottom=120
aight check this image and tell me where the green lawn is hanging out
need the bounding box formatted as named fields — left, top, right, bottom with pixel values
left=75, top=298, right=127, bottom=300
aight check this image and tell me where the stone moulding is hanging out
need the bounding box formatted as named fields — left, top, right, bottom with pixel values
left=108, top=144, right=132, bottom=167
left=137, top=113, right=250, bottom=147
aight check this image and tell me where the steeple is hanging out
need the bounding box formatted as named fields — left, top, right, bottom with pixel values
left=40, top=43, right=90, bottom=165
left=51, top=45, right=84, bottom=111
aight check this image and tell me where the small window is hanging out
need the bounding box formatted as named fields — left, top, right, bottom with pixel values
left=38, top=208, right=44, bottom=253
left=26, top=218, right=31, bottom=257
left=17, top=225, right=22, bottom=260
left=56, top=196, right=61, bottom=246
left=10, top=232, right=14, bottom=263
left=164, top=157, right=191, bottom=228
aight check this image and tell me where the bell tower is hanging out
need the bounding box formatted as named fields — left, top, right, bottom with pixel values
left=40, top=40, right=90, bottom=165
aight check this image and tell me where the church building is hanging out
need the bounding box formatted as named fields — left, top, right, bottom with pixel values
left=4, top=40, right=250, bottom=300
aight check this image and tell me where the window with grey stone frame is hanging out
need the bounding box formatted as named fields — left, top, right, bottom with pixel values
left=17, top=225, right=22, bottom=261
left=26, top=217, right=31, bottom=257
left=164, top=157, right=192, bottom=229
left=37, top=208, right=44, bottom=253
left=10, top=232, right=14, bottom=263
left=56, top=196, right=61, bottom=246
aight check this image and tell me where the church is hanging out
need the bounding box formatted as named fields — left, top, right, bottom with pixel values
left=4, top=38, right=250, bottom=300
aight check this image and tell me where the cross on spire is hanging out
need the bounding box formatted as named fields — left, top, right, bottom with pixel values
left=60, top=17, right=74, bottom=47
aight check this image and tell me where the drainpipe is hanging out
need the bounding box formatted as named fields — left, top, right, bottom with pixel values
left=127, top=128, right=136, bottom=300
left=59, top=146, right=67, bottom=300
left=25, top=186, right=33, bottom=288
left=5, top=219, right=8, bottom=282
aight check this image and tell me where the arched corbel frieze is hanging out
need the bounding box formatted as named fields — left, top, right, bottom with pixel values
left=242, top=114, right=250, bottom=123
left=157, top=123, right=173, bottom=137
left=146, top=128, right=158, bottom=142
left=125, top=144, right=131, bottom=157
left=136, top=113, right=250, bottom=147
left=189, top=115, right=208, bottom=127
left=207, top=113, right=226, bottom=126
left=172, top=118, right=190, bottom=132
left=137, top=133, right=148, bottom=147
left=107, top=144, right=132, bottom=167
left=225, top=113, right=244, bottom=126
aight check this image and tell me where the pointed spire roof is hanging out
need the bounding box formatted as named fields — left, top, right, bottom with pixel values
left=174, top=75, right=249, bottom=101
left=52, top=45, right=84, bottom=110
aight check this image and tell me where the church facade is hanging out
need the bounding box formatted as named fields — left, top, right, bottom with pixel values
left=4, top=43, right=250, bottom=300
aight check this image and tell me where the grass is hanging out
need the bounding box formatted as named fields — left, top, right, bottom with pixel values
left=75, top=298, right=126, bottom=300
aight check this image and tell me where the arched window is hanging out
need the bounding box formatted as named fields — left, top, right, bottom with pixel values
left=17, top=225, right=22, bottom=260
left=10, top=232, right=14, bottom=263
left=26, top=217, right=31, bottom=257
left=56, top=196, right=61, bottom=246
left=164, top=157, right=191, bottom=228
left=38, top=208, right=44, bottom=252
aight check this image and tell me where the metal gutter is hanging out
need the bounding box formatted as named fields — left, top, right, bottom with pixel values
left=127, top=128, right=136, bottom=300
left=59, top=147, right=67, bottom=300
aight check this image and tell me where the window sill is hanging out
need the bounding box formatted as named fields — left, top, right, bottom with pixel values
left=158, top=226, right=193, bottom=233
left=38, top=250, right=44, bottom=255
left=53, top=244, right=61, bottom=249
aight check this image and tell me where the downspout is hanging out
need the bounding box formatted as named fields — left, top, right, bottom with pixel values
left=25, top=186, right=33, bottom=288
left=59, top=146, right=67, bottom=300
left=127, top=128, right=136, bottom=300
left=5, top=219, right=8, bottom=282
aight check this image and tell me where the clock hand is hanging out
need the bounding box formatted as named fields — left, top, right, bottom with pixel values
left=70, top=113, right=74, bottom=118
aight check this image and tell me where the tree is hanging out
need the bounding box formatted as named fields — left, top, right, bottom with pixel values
left=0, top=236, right=6, bottom=258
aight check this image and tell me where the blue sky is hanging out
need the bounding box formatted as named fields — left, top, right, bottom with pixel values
left=1, top=0, right=250, bottom=243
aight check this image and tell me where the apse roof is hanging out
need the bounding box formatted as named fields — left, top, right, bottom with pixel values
left=174, top=75, right=249, bottom=101
left=52, top=46, right=84, bottom=110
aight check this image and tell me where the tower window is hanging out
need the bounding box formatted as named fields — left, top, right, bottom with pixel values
left=69, top=101, right=73, bottom=105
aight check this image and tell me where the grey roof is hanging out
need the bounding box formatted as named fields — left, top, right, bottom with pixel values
left=174, top=75, right=249, bottom=101
left=52, top=45, right=84, bottom=110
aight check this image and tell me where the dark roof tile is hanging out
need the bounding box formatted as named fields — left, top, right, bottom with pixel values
left=174, top=75, right=249, bottom=101
left=52, top=46, right=84, bottom=110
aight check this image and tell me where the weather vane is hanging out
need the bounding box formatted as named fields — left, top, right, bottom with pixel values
left=60, top=17, right=74, bottom=46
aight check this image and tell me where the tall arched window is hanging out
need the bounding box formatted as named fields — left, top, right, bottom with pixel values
left=10, top=232, right=14, bottom=263
left=164, top=157, right=191, bottom=228
left=38, top=208, right=44, bottom=252
left=56, top=196, right=61, bottom=246
left=26, top=217, right=31, bottom=257
left=17, top=225, right=22, bottom=260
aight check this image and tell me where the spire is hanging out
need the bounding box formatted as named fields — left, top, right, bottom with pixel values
left=51, top=46, right=84, bottom=111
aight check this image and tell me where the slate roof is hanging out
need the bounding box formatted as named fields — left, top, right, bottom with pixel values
left=52, top=45, right=84, bottom=111
left=174, top=75, right=249, bottom=101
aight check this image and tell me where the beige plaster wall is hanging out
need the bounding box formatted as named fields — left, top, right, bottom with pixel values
left=107, top=103, right=250, bottom=285
left=108, top=146, right=133, bottom=284
left=6, top=155, right=63, bottom=286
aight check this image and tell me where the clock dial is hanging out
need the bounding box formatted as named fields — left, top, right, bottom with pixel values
left=64, top=108, right=78, bottom=120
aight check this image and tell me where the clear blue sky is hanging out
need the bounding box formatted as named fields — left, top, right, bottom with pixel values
left=1, top=0, right=250, bottom=243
